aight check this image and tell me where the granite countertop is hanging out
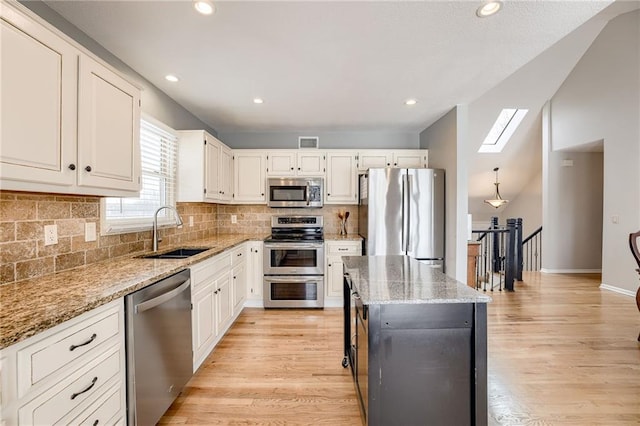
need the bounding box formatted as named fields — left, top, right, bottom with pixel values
left=343, top=255, right=492, bottom=305
left=324, top=233, right=362, bottom=241
left=0, top=233, right=268, bottom=350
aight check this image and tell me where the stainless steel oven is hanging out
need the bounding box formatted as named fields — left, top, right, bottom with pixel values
left=268, top=177, right=323, bottom=208
left=263, top=215, right=324, bottom=308
left=264, top=241, right=324, bottom=275
left=263, top=275, right=324, bottom=308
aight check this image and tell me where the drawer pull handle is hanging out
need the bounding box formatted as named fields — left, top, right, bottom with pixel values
left=338, top=248, right=349, bottom=251
left=93, top=420, right=99, bottom=426
left=71, top=377, right=98, bottom=400
left=69, top=333, right=97, bottom=351
left=237, top=253, right=242, bottom=257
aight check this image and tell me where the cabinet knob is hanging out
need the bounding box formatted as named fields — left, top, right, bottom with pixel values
left=386, top=163, right=390, bottom=166
left=327, top=193, right=331, bottom=196
left=298, top=167, right=301, bottom=170
left=85, top=165, right=92, bottom=172
left=291, top=167, right=294, bottom=170
left=68, top=164, right=76, bottom=171
left=261, top=193, right=264, bottom=196
left=394, top=163, right=397, bottom=166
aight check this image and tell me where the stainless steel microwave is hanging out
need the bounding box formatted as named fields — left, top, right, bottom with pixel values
left=267, top=177, right=323, bottom=208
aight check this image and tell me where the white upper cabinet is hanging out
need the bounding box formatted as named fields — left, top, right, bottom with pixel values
left=266, top=151, right=325, bottom=177
left=219, top=145, right=233, bottom=202
left=77, top=55, right=140, bottom=191
left=357, top=149, right=428, bottom=172
left=392, top=150, right=428, bottom=169
left=266, top=151, right=297, bottom=176
left=296, top=151, right=325, bottom=176
left=233, top=150, right=266, bottom=203
left=178, top=131, right=234, bottom=203
left=0, top=3, right=141, bottom=196
left=325, top=151, right=358, bottom=204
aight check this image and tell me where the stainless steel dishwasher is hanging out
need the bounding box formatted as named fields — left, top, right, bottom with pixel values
left=125, top=269, right=192, bottom=425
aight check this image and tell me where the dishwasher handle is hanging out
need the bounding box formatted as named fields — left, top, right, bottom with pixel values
left=134, top=279, right=191, bottom=314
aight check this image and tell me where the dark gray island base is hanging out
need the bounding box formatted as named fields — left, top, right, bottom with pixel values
left=342, top=255, right=492, bottom=426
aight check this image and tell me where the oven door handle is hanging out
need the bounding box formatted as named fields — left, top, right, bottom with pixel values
left=306, top=182, right=311, bottom=206
left=264, top=276, right=323, bottom=283
left=264, top=242, right=324, bottom=249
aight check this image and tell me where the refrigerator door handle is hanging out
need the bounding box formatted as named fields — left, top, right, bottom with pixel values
left=406, top=174, right=412, bottom=252
left=403, top=173, right=410, bottom=253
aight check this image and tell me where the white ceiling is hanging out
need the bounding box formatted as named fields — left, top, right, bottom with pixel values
left=43, top=0, right=613, bottom=133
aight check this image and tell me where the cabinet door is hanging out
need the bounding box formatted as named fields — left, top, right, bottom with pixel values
left=393, top=150, right=428, bottom=168
left=326, top=152, right=358, bottom=204
left=267, top=151, right=296, bottom=176
left=297, top=152, right=325, bottom=176
left=192, top=282, right=216, bottom=365
left=215, top=271, right=232, bottom=334
left=326, top=256, right=345, bottom=298
left=357, top=151, right=392, bottom=172
left=0, top=8, right=77, bottom=187
left=204, top=138, right=221, bottom=201
left=232, top=262, right=247, bottom=314
left=219, top=145, right=233, bottom=201
left=77, top=54, right=140, bottom=192
left=246, top=242, right=263, bottom=300
left=233, top=152, right=266, bottom=203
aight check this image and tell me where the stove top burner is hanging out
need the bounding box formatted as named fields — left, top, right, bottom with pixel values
left=267, top=215, right=324, bottom=243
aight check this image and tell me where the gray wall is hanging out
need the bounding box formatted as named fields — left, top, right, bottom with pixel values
left=499, top=171, right=542, bottom=238
left=542, top=139, right=604, bottom=271
left=419, top=107, right=469, bottom=283
left=19, top=0, right=217, bottom=135
left=548, top=10, right=639, bottom=292
left=217, top=131, right=420, bottom=149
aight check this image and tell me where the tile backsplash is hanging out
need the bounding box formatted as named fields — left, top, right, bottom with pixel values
left=0, top=190, right=358, bottom=285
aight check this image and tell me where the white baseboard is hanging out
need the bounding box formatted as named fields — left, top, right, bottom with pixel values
left=599, top=284, right=637, bottom=297
left=243, top=299, right=264, bottom=308
left=540, top=268, right=602, bottom=274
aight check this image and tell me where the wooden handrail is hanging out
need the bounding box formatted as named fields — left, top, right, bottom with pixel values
left=522, top=226, right=542, bottom=245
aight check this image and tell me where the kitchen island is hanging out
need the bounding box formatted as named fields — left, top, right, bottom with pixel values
left=342, top=255, right=491, bottom=426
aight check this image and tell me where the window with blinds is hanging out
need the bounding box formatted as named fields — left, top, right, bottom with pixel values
left=102, top=115, right=179, bottom=234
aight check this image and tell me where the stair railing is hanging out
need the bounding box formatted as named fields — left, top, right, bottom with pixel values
left=471, top=217, right=520, bottom=292
left=522, top=226, right=543, bottom=272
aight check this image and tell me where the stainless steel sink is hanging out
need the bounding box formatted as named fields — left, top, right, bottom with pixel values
left=138, top=247, right=212, bottom=259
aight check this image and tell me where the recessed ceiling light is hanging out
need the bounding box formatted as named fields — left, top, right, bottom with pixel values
left=194, top=0, right=215, bottom=15
left=253, top=98, right=264, bottom=104
left=476, top=1, right=502, bottom=18
left=405, top=99, right=417, bottom=106
left=165, top=75, right=179, bottom=82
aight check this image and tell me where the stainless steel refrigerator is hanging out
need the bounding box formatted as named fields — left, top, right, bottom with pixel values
left=358, top=168, right=445, bottom=269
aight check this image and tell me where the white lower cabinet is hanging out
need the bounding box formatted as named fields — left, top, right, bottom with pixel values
left=190, top=243, right=251, bottom=372
left=325, top=240, right=362, bottom=299
left=231, top=245, right=247, bottom=315
left=0, top=299, right=126, bottom=426
left=246, top=241, right=264, bottom=306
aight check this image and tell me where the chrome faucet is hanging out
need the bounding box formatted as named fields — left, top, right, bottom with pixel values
left=153, top=206, right=184, bottom=252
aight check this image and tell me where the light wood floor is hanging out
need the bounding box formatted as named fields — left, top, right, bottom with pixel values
left=159, top=272, right=640, bottom=425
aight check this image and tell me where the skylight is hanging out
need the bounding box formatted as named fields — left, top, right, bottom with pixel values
left=478, top=108, right=528, bottom=153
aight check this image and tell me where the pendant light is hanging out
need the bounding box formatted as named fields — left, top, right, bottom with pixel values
left=484, top=167, right=508, bottom=208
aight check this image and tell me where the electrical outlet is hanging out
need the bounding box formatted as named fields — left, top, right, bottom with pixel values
left=85, top=222, right=97, bottom=242
left=231, top=214, right=237, bottom=224
left=189, top=216, right=194, bottom=227
left=44, top=224, right=58, bottom=246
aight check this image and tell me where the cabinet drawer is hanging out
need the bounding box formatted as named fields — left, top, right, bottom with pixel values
left=17, top=304, right=121, bottom=397
left=327, top=243, right=361, bottom=256
left=231, top=244, right=246, bottom=267
left=66, top=381, right=124, bottom=426
left=191, top=252, right=231, bottom=287
left=18, top=344, right=121, bottom=425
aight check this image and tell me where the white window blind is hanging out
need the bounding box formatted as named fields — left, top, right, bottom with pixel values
left=102, top=115, right=179, bottom=234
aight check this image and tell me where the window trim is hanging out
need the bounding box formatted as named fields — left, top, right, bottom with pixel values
left=100, top=113, right=179, bottom=235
